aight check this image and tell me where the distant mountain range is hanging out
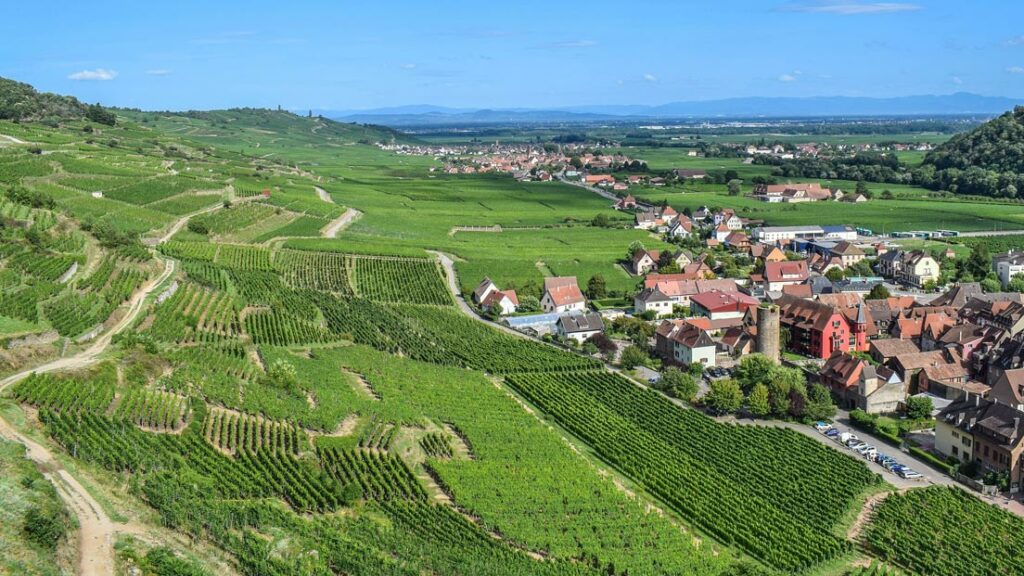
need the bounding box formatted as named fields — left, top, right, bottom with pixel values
left=325, top=93, right=1024, bottom=127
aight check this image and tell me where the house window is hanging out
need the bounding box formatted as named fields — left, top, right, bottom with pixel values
left=952, top=446, right=959, bottom=456
left=952, top=431, right=959, bottom=439
left=962, top=437, right=971, bottom=447
left=984, top=445, right=990, bottom=457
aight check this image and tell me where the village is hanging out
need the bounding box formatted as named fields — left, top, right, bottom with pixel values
left=468, top=189, right=1024, bottom=501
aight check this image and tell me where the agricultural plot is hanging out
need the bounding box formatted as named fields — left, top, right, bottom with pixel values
left=10, top=373, right=115, bottom=413
left=145, top=282, right=240, bottom=344
left=244, top=309, right=332, bottom=345
left=192, top=203, right=279, bottom=235
left=351, top=256, right=452, bottom=305
left=214, top=244, right=272, bottom=270
left=203, top=408, right=308, bottom=455
left=273, top=249, right=353, bottom=294
left=104, top=175, right=221, bottom=205
left=419, top=432, right=453, bottom=459
left=147, top=192, right=221, bottom=216
left=318, top=446, right=427, bottom=501
left=864, top=486, right=1024, bottom=576
left=505, top=370, right=881, bottom=572
left=112, top=388, right=189, bottom=431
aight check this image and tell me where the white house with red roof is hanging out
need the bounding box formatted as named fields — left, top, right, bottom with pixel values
left=690, top=290, right=760, bottom=322
left=481, top=289, right=519, bottom=316
left=541, top=277, right=586, bottom=313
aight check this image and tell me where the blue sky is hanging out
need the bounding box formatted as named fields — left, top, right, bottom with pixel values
left=3, top=0, right=1023, bottom=111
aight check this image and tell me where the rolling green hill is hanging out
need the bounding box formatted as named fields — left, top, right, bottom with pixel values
left=920, top=106, right=1024, bottom=197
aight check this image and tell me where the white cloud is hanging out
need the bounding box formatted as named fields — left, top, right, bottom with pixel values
left=616, top=79, right=624, bottom=86
left=643, top=73, right=657, bottom=82
left=778, top=74, right=797, bottom=82
left=1008, top=66, right=1024, bottom=74
left=782, top=1, right=920, bottom=15
left=952, top=75, right=963, bottom=85
left=67, top=68, right=117, bottom=81
left=146, top=69, right=171, bottom=76
left=1005, top=36, right=1024, bottom=46
left=400, top=63, right=417, bottom=70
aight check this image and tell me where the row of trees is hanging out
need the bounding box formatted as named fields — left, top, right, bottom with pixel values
left=704, top=355, right=836, bottom=421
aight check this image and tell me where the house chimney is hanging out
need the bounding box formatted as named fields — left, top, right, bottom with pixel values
left=969, top=417, right=977, bottom=429
left=976, top=394, right=980, bottom=406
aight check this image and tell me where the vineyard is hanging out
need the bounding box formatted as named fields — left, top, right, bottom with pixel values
left=864, top=486, right=1024, bottom=576
left=505, top=370, right=880, bottom=572
left=203, top=408, right=308, bottom=455
left=419, top=432, right=453, bottom=458
left=10, top=373, right=115, bottom=414
left=145, top=282, right=240, bottom=344
left=318, top=445, right=427, bottom=501
left=351, top=256, right=453, bottom=305
left=112, top=388, right=189, bottom=431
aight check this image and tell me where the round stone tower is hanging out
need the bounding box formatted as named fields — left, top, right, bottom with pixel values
left=756, top=304, right=781, bottom=364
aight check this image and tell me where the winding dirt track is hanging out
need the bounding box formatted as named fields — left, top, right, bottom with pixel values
left=321, top=207, right=362, bottom=238
left=0, top=208, right=201, bottom=575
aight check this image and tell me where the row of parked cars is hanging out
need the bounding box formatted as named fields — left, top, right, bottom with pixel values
left=815, top=422, right=923, bottom=480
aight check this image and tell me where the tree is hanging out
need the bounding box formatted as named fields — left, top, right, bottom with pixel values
left=825, top=267, right=845, bottom=282
left=747, top=383, right=771, bottom=418
left=905, top=395, right=934, bottom=420
left=85, top=103, right=116, bottom=126
left=517, top=295, right=540, bottom=312
left=965, top=244, right=991, bottom=280
left=627, top=240, right=645, bottom=261
left=735, top=354, right=776, bottom=394
left=787, top=385, right=807, bottom=418
left=922, top=279, right=938, bottom=293
left=619, top=345, right=648, bottom=370
left=981, top=277, right=1002, bottom=293
left=660, top=367, right=700, bottom=402
left=804, top=383, right=836, bottom=421
left=591, top=213, right=611, bottom=228
left=867, top=284, right=891, bottom=300
left=855, top=180, right=869, bottom=195
left=585, top=333, right=617, bottom=359
left=705, top=379, right=743, bottom=414
left=1009, top=273, right=1024, bottom=293
left=727, top=179, right=742, bottom=196
left=586, top=274, right=607, bottom=299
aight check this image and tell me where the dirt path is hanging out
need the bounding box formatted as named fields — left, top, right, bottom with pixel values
left=0, top=133, right=27, bottom=145
left=321, top=207, right=362, bottom=238
left=847, top=491, right=892, bottom=541
left=314, top=186, right=334, bottom=204
left=0, top=205, right=219, bottom=575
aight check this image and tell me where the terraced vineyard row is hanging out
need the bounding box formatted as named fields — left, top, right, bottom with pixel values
left=146, top=282, right=240, bottom=344
left=203, top=408, right=308, bottom=455
left=352, top=256, right=452, bottom=305
left=319, top=446, right=427, bottom=501
left=505, top=370, right=880, bottom=572
left=112, top=388, right=189, bottom=431
left=419, top=432, right=453, bottom=458
left=273, top=249, right=353, bottom=294
left=10, top=373, right=115, bottom=413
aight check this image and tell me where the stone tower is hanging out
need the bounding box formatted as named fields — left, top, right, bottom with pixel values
left=756, top=304, right=781, bottom=364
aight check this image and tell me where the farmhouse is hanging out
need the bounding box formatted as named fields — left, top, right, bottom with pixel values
left=713, top=209, right=744, bottom=230
left=472, top=277, right=499, bottom=304
left=631, top=249, right=661, bottom=275
left=556, top=312, right=605, bottom=344
left=750, top=243, right=787, bottom=263
left=830, top=241, right=865, bottom=267
left=541, top=277, right=586, bottom=313
left=480, top=289, right=519, bottom=316
left=667, top=216, right=693, bottom=238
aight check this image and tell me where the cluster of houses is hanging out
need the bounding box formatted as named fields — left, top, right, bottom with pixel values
left=739, top=140, right=933, bottom=161
left=750, top=182, right=868, bottom=204
left=473, top=276, right=605, bottom=344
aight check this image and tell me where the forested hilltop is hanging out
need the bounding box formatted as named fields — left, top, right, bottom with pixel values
left=918, top=106, right=1024, bottom=196
left=0, top=76, right=114, bottom=125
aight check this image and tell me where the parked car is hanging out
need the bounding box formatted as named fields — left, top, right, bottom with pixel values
left=814, top=422, right=831, bottom=432
left=898, top=469, right=922, bottom=479
left=825, top=429, right=840, bottom=438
